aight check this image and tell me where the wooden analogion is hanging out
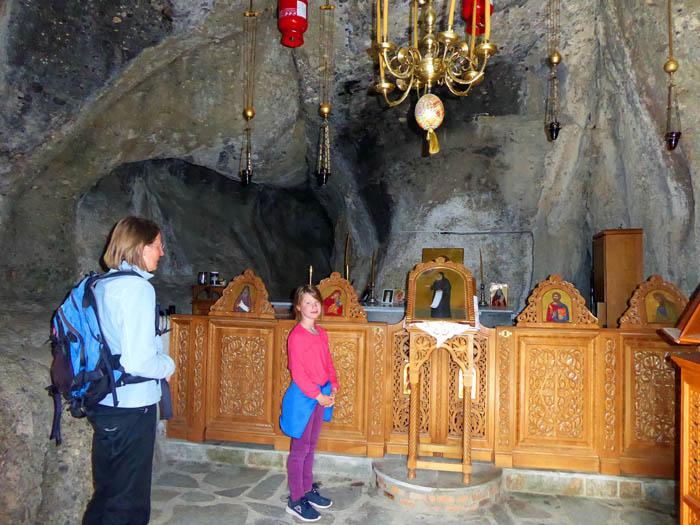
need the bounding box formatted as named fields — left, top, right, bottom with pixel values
left=168, top=268, right=696, bottom=484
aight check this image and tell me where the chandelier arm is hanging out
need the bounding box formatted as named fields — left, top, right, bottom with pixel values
left=444, top=53, right=479, bottom=85
left=382, top=75, right=415, bottom=107
left=382, top=47, right=418, bottom=79
left=444, top=75, right=474, bottom=96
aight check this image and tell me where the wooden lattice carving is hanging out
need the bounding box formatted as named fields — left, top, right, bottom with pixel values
left=619, top=275, right=688, bottom=329
left=317, top=272, right=367, bottom=322
left=516, top=274, right=597, bottom=328
left=210, top=269, right=275, bottom=318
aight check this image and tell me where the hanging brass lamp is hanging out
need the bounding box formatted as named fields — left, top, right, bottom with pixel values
left=238, top=0, right=258, bottom=185
left=545, top=0, right=562, bottom=141
left=316, top=0, right=335, bottom=185
left=663, top=0, right=681, bottom=150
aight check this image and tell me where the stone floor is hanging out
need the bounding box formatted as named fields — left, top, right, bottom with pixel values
left=149, top=459, right=678, bottom=524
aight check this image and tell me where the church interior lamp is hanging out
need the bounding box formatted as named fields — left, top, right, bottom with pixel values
left=374, top=0, right=497, bottom=154
left=545, top=0, right=562, bottom=141
left=316, top=0, right=335, bottom=185
left=239, top=0, right=258, bottom=186
left=663, top=0, right=681, bottom=150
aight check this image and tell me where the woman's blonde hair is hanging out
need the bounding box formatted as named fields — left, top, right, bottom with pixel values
left=103, top=216, right=160, bottom=270
left=293, top=284, right=323, bottom=322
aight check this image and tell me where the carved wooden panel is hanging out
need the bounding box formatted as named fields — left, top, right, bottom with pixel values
left=632, top=350, right=675, bottom=443
left=447, top=332, right=487, bottom=438
left=175, top=324, right=189, bottom=417
left=328, top=335, right=360, bottom=426
left=205, top=320, right=276, bottom=440
left=219, top=334, right=267, bottom=417
left=497, top=329, right=513, bottom=448
left=603, top=336, right=617, bottom=453
left=689, top=386, right=700, bottom=502
left=519, top=335, right=595, bottom=448
left=167, top=318, right=190, bottom=439
left=369, top=326, right=386, bottom=440
left=192, top=322, right=206, bottom=416
left=167, top=315, right=208, bottom=441
left=516, top=274, right=597, bottom=328
left=622, top=335, right=684, bottom=457
left=391, top=328, right=431, bottom=435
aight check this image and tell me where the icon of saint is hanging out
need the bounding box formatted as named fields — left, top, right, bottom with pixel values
left=546, top=291, right=569, bottom=322
left=430, top=272, right=452, bottom=318
left=324, top=289, right=343, bottom=316
left=233, top=285, right=252, bottom=313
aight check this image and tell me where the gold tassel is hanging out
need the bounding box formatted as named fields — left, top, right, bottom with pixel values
left=427, top=129, right=439, bottom=154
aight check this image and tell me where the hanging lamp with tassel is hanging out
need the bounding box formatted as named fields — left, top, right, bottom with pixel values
left=239, top=0, right=258, bottom=185
left=663, top=0, right=681, bottom=150
left=316, top=1, right=335, bottom=185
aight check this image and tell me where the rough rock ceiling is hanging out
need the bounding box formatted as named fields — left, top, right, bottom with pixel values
left=0, top=0, right=698, bottom=310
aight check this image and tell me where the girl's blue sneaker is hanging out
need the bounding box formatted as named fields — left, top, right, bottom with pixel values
left=305, top=486, right=332, bottom=509
left=286, top=496, right=321, bottom=522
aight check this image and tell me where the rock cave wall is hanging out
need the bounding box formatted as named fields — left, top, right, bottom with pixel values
left=0, top=0, right=698, bottom=522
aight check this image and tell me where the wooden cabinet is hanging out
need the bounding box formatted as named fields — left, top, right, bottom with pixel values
left=593, top=229, right=643, bottom=327
left=191, top=285, right=225, bottom=315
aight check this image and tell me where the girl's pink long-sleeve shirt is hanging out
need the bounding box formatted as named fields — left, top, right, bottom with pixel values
left=287, top=323, right=339, bottom=399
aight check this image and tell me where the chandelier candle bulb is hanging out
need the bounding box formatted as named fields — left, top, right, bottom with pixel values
left=383, top=0, right=389, bottom=41
left=309, top=265, right=313, bottom=285
left=484, top=0, right=491, bottom=41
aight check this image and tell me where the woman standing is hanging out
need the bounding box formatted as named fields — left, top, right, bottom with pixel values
left=280, top=285, right=339, bottom=522
left=83, top=216, right=175, bottom=525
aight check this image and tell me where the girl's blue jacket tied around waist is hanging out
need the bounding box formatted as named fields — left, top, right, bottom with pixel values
left=280, top=380, right=333, bottom=438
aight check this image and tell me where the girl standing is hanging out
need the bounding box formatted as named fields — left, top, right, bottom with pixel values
left=280, top=285, right=339, bottom=522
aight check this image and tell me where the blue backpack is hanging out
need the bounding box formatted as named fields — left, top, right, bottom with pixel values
left=47, top=270, right=156, bottom=445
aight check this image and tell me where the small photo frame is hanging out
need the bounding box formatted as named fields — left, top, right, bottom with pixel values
left=382, top=289, right=394, bottom=304
left=489, top=283, right=508, bottom=308
left=393, top=289, right=406, bottom=304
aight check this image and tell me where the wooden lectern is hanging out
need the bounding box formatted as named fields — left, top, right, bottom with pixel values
left=670, top=287, right=700, bottom=523
left=404, top=257, right=477, bottom=484
left=664, top=288, right=700, bottom=344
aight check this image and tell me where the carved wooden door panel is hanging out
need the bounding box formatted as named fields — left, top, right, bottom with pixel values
left=620, top=334, right=695, bottom=476
left=514, top=331, right=598, bottom=471
left=205, top=318, right=278, bottom=443
left=168, top=315, right=209, bottom=442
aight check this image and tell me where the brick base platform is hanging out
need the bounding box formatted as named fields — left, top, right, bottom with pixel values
left=373, top=458, right=503, bottom=513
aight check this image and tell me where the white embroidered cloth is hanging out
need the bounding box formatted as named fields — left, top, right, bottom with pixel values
left=409, top=321, right=476, bottom=347
left=408, top=318, right=480, bottom=399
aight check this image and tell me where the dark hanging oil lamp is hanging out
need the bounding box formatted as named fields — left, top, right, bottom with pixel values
left=545, top=0, right=562, bottom=141
left=548, top=120, right=561, bottom=141
left=238, top=124, right=253, bottom=186
left=663, top=0, right=681, bottom=151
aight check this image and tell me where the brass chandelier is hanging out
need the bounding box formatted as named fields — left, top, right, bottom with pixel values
left=374, top=0, right=497, bottom=153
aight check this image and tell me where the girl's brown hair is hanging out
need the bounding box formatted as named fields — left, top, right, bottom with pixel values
left=292, top=284, right=323, bottom=321
left=103, top=216, right=161, bottom=270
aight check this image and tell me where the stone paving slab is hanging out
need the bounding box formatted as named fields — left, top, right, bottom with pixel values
left=150, top=459, right=678, bottom=524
